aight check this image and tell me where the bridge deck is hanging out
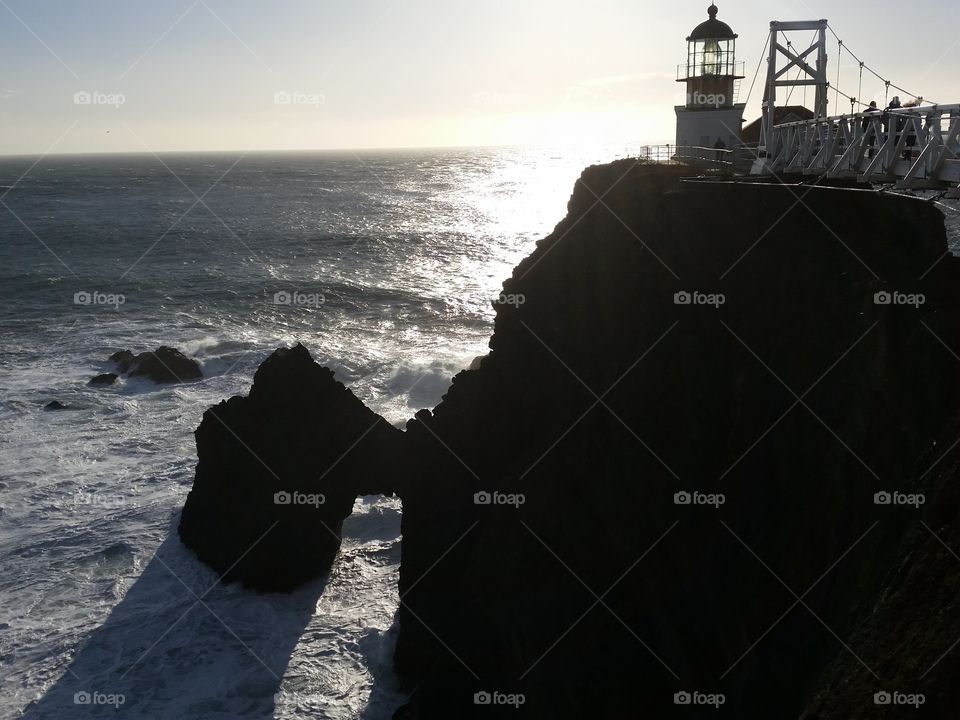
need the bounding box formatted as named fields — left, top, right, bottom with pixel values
left=753, top=104, right=960, bottom=198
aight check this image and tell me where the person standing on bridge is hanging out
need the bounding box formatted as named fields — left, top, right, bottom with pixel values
left=884, top=96, right=903, bottom=140
left=863, top=101, right=880, bottom=157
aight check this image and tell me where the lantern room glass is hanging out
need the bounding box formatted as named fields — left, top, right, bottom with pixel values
left=686, top=38, right=736, bottom=78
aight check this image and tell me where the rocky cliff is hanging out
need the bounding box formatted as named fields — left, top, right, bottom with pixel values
left=179, top=162, right=960, bottom=718
left=395, top=163, right=960, bottom=718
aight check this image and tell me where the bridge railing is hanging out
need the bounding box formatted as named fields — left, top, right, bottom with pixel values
left=759, top=104, right=960, bottom=194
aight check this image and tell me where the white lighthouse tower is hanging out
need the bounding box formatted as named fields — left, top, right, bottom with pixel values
left=675, top=4, right=746, bottom=158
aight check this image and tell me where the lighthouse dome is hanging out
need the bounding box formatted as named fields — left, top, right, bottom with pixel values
left=688, top=4, right=737, bottom=41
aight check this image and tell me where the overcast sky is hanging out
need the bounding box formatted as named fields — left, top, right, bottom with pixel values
left=1, top=0, right=957, bottom=155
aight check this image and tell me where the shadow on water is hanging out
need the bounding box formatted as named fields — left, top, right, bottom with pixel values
left=22, top=524, right=325, bottom=720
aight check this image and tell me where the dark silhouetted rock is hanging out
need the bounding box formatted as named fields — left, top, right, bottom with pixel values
left=391, top=163, right=960, bottom=718
left=44, top=401, right=69, bottom=411
left=799, top=411, right=960, bottom=719
left=89, top=373, right=119, bottom=386
left=109, top=350, right=135, bottom=373
left=178, top=343, right=403, bottom=592
left=107, top=347, right=200, bottom=383
left=127, top=346, right=202, bottom=384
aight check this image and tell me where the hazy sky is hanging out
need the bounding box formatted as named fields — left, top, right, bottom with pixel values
left=1, top=0, right=957, bottom=155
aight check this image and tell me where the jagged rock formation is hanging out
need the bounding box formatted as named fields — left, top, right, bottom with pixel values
left=178, top=344, right=402, bottom=592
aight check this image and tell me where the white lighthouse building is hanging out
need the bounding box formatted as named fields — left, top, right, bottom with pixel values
left=675, top=4, right=746, bottom=157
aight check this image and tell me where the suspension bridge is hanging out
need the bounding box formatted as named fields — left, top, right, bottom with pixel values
left=751, top=19, right=960, bottom=198
left=660, top=14, right=960, bottom=199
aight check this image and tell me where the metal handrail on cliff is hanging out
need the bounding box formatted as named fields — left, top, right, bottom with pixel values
left=638, top=145, right=759, bottom=174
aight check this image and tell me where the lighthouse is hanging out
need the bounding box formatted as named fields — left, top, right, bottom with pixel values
left=675, top=4, right=746, bottom=158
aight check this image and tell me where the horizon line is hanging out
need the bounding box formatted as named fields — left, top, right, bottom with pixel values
left=0, top=139, right=667, bottom=161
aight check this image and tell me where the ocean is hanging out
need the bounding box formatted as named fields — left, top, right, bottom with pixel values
left=0, top=144, right=657, bottom=719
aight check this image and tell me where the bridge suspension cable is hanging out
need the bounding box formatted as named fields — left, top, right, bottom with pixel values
left=835, top=38, right=842, bottom=111
left=857, top=60, right=864, bottom=109
left=826, top=23, right=938, bottom=106
left=741, top=29, right=771, bottom=110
